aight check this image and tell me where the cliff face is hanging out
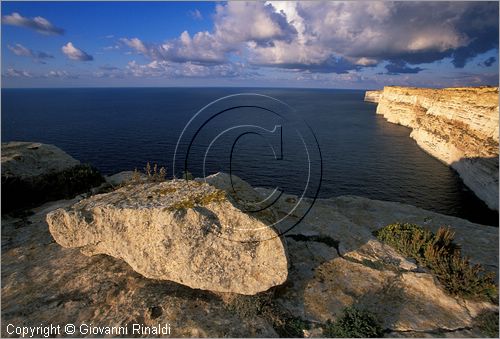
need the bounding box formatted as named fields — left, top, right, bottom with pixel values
left=367, top=86, right=499, bottom=211
left=364, top=90, right=382, bottom=103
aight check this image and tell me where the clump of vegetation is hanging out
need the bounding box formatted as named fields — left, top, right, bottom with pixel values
left=2, top=163, right=104, bottom=214
left=181, top=170, right=194, bottom=180
left=374, top=223, right=497, bottom=301
left=225, top=293, right=273, bottom=318
left=154, top=186, right=178, bottom=195
left=225, top=292, right=310, bottom=338
left=473, top=311, right=499, bottom=338
left=276, top=317, right=310, bottom=338
left=126, top=162, right=167, bottom=185
left=167, top=189, right=226, bottom=211
left=143, top=162, right=167, bottom=182
left=323, top=307, right=384, bottom=338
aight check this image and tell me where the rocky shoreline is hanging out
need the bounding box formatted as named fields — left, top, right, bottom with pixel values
left=1, top=142, right=498, bottom=337
left=364, top=86, right=499, bottom=211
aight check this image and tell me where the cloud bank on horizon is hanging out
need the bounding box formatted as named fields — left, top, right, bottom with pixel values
left=1, top=1, right=498, bottom=88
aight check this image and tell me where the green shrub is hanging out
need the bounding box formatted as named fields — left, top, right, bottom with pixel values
left=181, top=170, right=194, bottom=181
left=474, top=311, right=499, bottom=338
left=375, top=223, right=497, bottom=301
left=225, top=293, right=310, bottom=338
left=2, top=163, right=104, bottom=213
left=323, top=307, right=383, bottom=338
left=276, top=317, right=310, bottom=338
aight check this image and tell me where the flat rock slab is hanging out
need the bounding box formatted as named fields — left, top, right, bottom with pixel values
left=2, top=141, right=80, bottom=179
left=46, top=179, right=288, bottom=295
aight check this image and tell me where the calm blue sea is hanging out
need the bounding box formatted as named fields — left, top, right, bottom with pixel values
left=2, top=87, right=497, bottom=225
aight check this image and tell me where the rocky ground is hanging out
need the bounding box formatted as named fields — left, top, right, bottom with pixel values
left=1, top=143, right=498, bottom=338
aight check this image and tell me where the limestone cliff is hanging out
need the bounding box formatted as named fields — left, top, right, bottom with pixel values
left=364, top=90, right=383, bottom=103
left=366, top=86, right=499, bottom=211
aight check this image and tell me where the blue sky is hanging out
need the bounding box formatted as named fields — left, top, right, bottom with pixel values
left=1, top=1, right=499, bottom=89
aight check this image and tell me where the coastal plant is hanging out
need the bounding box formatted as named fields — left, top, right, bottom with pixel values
left=374, top=223, right=497, bottom=301
left=225, top=292, right=310, bottom=337
left=126, top=162, right=167, bottom=185
left=3, top=163, right=104, bottom=213
left=473, top=311, right=499, bottom=338
left=167, top=189, right=226, bottom=211
left=130, top=168, right=142, bottom=184
left=323, top=306, right=384, bottom=338
left=144, top=162, right=167, bottom=182
left=181, top=170, right=194, bottom=181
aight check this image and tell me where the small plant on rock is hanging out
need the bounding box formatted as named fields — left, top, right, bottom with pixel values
left=181, top=170, right=194, bottom=181
left=323, top=306, right=383, bottom=338
left=143, top=162, right=167, bottom=182
left=124, top=162, right=167, bottom=186
left=225, top=292, right=310, bottom=338
left=474, top=310, right=499, bottom=338
left=375, top=223, right=498, bottom=301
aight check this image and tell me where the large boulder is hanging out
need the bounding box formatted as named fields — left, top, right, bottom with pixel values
left=1, top=142, right=103, bottom=213
left=46, top=179, right=288, bottom=295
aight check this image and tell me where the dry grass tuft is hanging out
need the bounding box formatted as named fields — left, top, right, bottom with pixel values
left=375, top=223, right=497, bottom=301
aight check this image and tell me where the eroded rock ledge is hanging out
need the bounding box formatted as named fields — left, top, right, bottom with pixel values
left=365, top=86, right=499, bottom=211
left=1, top=142, right=103, bottom=213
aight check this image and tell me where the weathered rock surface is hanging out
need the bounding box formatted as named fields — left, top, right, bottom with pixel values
left=365, top=86, right=499, bottom=211
left=2, top=142, right=80, bottom=178
left=2, top=199, right=279, bottom=338
left=46, top=179, right=288, bottom=295
left=105, top=170, right=139, bottom=186
left=1, top=142, right=103, bottom=212
left=3, top=173, right=498, bottom=337
left=364, top=90, right=382, bottom=103
left=251, top=185, right=498, bottom=336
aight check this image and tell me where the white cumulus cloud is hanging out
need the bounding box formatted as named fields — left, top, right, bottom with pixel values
left=8, top=43, right=54, bottom=63
left=119, top=1, right=498, bottom=74
left=62, top=42, right=93, bottom=61
left=2, top=12, right=64, bottom=35
left=3, top=68, right=33, bottom=78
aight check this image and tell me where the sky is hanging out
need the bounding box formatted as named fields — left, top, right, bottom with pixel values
left=1, top=1, right=499, bottom=89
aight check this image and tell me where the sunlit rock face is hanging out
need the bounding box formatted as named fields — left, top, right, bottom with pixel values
left=368, top=86, right=499, bottom=211
left=46, top=178, right=288, bottom=295
left=3, top=172, right=497, bottom=337
left=364, top=90, right=382, bottom=103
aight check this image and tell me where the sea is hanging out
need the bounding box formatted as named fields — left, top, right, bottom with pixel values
left=2, top=87, right=498, bottom=226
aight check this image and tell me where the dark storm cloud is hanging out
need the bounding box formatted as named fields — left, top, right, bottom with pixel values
left=480, top=57, right=497, bottom=67
left=385, top=61, right=424, bottom=75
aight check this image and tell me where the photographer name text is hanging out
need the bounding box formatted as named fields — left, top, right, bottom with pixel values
left=6, top=323, right=172, bottom=337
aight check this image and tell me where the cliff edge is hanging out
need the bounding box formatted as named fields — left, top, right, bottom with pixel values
left=365, top=86, right=499, bottom=211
